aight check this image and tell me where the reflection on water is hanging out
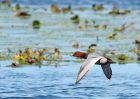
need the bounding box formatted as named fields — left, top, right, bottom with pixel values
left=0, top=63, right=140, bottom=98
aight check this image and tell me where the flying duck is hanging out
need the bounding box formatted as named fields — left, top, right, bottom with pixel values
left=73, top=51, right=115, bottom=84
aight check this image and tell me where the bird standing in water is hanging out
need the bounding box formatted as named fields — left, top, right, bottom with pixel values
left=73, top=44, right=115, bottom=84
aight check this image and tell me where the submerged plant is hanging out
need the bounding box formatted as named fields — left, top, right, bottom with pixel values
left=117, top=54, right=133, bottom=64
left=107, top=32, right=118, bottom=40
left=32, top=20, right=41, bottom=29
left=70, top=15, right=80, bottom=24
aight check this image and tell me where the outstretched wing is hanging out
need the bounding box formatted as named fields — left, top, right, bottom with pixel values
left=101, top=63, right=112, bottom=79
left=76, top=57, right=102, bottom=84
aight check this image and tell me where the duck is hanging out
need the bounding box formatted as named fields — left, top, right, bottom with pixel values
left=53, top=48, right=62, bottom=62
left=73, top=50, right=115, bottom=84
left=109, top=7, right=120, bottom=15
left=109, top=7, right=131, bottom=15
left=14, top=11, right=30, bottom=17
left=113, top=24, right=126, bottom=32
left=15, top=3, right=20, bottom=11
left=61, top=5, right=71, bottom=13
left=92, top=4, right=104, bottom=11
left=49, top=48, right=62, bottom=65
left=51, top=4, right=60, bottom=13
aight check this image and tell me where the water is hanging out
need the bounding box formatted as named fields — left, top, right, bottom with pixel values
left=0, top=63, right=140, bottom=98
left=10, top=0, right=140, bottom=9
left=1, top=0, right=140, bottom=98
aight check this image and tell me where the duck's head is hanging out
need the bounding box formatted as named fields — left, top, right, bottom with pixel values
left=73, top=51, right=88, bottom=59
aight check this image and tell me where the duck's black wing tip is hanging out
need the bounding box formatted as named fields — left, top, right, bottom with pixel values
left=101, top=63, right=112, bottom=80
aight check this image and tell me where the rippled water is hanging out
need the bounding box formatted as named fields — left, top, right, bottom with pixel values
left=0, top=62, right=140, bottom=98
left=1, top=1, right=140, bottom=98
left=10, top=0, right=140, bottom=9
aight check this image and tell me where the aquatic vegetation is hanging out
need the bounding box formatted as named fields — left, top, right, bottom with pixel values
left=0, top=52, right=6, bottom=60
left=78, top=20, right=89, bottom=30
left=107, top=32, right=118, bottom=40
left=12, top=48, right=46, bottom=66
left=0, top=3, right=139, bottom=66
left=92, top=4, right=104, bottom=11
left=117, top=54, right=133, bottom=64
left=113, top=24, right=126, bottom=32
left=93, top=24, right=107, bottom=29
left=48, top=48, right=62, bottom=66
left=32, top=20, right=41, bottom=29
left=79, top=7, right=87, bottom=11
left=0, top=0, right=11, bottom=7
left=130, top=46, right=140, bottom=61
left=126, top=22, right=135, bottom=29
left=11, top=48, right=62, bottom=67
left=129, top=49, right=139, bottom=54
left=109, top=7, right=131, bottom=15
left=70, top=15, right=80, bottom=24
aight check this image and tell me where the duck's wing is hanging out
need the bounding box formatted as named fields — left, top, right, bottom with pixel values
left=101, top=63, right=112, bottom=79
left=76, top=57, right=102, bottom=84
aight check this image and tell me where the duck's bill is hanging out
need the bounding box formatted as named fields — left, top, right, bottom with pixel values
left=75, top=57, right=102, bottom=84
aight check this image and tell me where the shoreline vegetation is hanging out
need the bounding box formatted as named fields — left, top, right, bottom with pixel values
left=0, top=0, right=140, bottom=67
